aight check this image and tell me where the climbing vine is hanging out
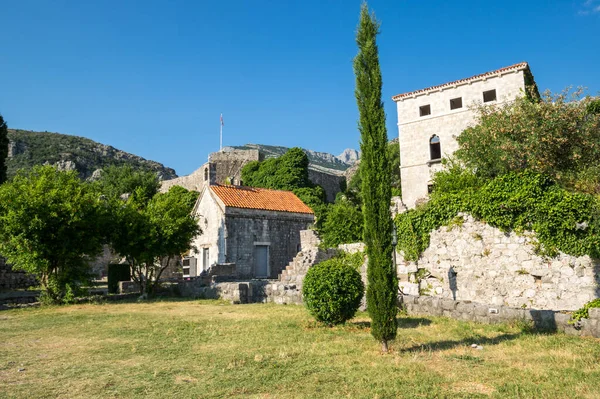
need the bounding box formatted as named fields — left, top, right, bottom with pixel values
left=395, top=168, right=600, bottom=261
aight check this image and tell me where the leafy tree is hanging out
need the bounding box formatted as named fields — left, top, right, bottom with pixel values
left=320, top=199, right=363, bottom=248
left=0, top=166, right=107, bottom=302
left=109, top=186, right=200, bottom=298
left=354, top=3, right=397, bottom=352
left=292, top=185, right=328, bottom=229
left=0, top=114, right=8, bottom=184
left=96, top=164, right=160, bottom=202
left=241, top=147, right=329, bottom=227
left=455, top=89, right=600, bottom=193
left=241, top=147, right=311, bottom=191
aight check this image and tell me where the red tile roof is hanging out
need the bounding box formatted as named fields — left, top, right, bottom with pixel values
left=392, top=62, right=529, bottom=101
left=210, top=185, right=314, bottom=215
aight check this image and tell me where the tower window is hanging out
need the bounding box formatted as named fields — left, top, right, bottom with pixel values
left=450, top=97, right=463, bottom=110
left=204, top=168, right=208, bottom=181
left=430, top=135, right=441, bottom=160
left=483, top=89, right=497, bottom=103
left=419, top=105, right=431, bottom=117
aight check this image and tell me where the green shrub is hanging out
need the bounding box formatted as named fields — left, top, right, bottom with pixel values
left=302, top=255, right=365, bottom=325
left=108, top=263, right=131, bottom=294
left=320, top=199, right=363, bottom=248
left=570, top=298, right=600, bottom=324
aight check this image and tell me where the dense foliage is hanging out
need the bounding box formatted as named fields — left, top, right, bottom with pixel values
left=302, top=253, right=365, bottom=325
left=5, top=129, right=177, bottom=180
left=231, top=143, right=352, bottom=172
left=455, top=90, right=600, bottom=194
left=106, top=174, right=200, bottom=298
left=354, top=3, right=397, bottom=351
left=0, top=115, right=8, bottom=184
left=241, top=147, right=310, bottom=190
left=395, top=167, right=600, bottom=261
left=241, top=147, right=328, bottom=227
left=320, top=199, right=363, bottom=248
left=571, top=298, right=600, bottom=323
left=0, top=166, right=108, bottom=302
left=96, top=164, right=161, bottom=203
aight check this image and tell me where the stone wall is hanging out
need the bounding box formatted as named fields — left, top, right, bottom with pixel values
left=397, top=214, right=599, bottom=311
left=224, top=208, right=314, bottom=279
left=210, top=149, right=261, bottom=185
left=88, top=245, right=122, bottom=278
left=401, top=295, right=600, bottom=338
left=307, top=168, right=345, bottom=203
left=160, top=149, right=261, bottom=193
left=0, top=257, right=38, bottom=290
left=160, top=149, right=346, bottom=204
left=160, top=166, right=206, bottom=193
left=178, top=230, right=337, bottom=305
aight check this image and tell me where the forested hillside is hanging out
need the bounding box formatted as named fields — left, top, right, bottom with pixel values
left=6, top=129, right=177, bottom=180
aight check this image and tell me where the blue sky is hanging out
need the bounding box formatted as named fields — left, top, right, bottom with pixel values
left=1, top=0, right=599, bottom=176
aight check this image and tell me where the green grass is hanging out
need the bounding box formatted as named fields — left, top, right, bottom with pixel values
left=1, top=300, right=599, bottom=398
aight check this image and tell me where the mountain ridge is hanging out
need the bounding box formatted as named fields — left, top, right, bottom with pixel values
left=6, top=129, right=178, bottom=181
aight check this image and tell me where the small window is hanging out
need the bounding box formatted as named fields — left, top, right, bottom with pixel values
left=430, top=135, right=441, bottom=160
left=419, top=105, right=431, bottom=117
left=483, top=89, right=497, bottom=103
left=427, top=184, right=434, bottom=194
left=450, top=97, right=462, bottom=110
left=204, top=168, right=208, bottom=181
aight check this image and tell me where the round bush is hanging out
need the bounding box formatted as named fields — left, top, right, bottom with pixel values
left=302, top=257, right=365, bottom=325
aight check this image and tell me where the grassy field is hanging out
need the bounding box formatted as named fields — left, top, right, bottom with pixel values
left=1, top=300, right=599, bottom=399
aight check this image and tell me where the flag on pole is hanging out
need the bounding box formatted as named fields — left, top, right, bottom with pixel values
left=220, top=113, right=224, bottom=126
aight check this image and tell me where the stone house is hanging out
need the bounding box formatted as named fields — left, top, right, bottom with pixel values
left=188, top=184, right=315, bottom=279
left=393, top=62, right=536, bottom=208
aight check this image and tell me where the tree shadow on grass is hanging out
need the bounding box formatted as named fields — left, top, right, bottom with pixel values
left=400, top=332, right=523, bottom=353
left=398, top=317, right=432, bottom=329
left=350, top=317, right=432, bottom=330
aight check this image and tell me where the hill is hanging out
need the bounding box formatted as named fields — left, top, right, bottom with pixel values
left=6, top=129, right=177, bottom=180
left=223, top=144, right=359, bottom=174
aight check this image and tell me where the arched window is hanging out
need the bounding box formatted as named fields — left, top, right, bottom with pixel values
left=430, top=135, right=441, bottom=160
left=204, top=168, right=208, bottom=181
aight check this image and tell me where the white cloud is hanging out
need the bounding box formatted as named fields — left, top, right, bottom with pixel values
left=580, top=0, right=600, bottom=14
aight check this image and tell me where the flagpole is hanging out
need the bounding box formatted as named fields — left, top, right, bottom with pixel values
left=220, top=113, right=223, bottom=151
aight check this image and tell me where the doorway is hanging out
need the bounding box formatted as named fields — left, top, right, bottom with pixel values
left=254, top=245, right=269, bottom=278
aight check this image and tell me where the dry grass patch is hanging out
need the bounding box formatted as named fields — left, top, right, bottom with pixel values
left=1, top=299, right=599, bottom=398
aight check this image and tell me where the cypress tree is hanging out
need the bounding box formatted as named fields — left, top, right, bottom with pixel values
left=0, top=115, right=8, bottom=184
left=353, top=3, right=397, bottom=352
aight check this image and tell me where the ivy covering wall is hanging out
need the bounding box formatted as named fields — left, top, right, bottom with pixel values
left=395, top=168, right=600, bottom=261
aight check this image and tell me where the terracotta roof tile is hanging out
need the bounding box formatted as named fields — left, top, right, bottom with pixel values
left=210, top=185, right=314, bottom=215
left=392, top=62, right=529, bottom=101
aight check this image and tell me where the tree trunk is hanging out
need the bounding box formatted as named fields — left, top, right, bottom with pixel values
left=381, top=340, right=389, bottom=353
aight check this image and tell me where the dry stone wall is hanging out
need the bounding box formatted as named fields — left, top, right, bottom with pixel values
left=398, top=214, right=599, bottom=311
left=401, top=295, right=600, bottom=337
left=307, top=169, right=345, bottom=203
left=0, top=258, right=37, bottom=290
